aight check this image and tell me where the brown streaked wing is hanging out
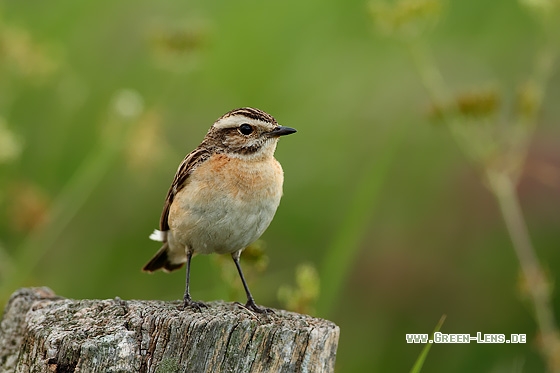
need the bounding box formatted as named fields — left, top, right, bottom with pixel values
left=159, top=147, right=212, bottom=232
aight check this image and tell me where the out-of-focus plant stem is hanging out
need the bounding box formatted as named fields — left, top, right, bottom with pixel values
left=407, top=41, right=477, bottom=161
left=487, top=170, right=560, bottom=371
left=407, top=41, right=447, bottom=106
left=404, top=31, right=560, bottom=372
left=410, top=314, right=446, bottom=373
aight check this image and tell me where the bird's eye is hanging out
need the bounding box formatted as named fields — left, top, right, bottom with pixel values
left=238, top=123, right=253, bottom=135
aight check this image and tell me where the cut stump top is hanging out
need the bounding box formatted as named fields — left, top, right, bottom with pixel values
left=0, top=287, right=339, bottom=373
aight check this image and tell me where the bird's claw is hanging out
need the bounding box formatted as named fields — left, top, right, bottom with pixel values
left=235, top=300, right=275, bottom=315
left=179, top=299, right=208, bottom=312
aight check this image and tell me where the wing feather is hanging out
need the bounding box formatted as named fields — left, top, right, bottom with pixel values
left=159, top=147, right=212, bottom=232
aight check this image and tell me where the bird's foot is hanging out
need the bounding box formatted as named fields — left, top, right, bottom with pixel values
left=235, top=299, right=275, bottom=315
left=179, top=298, right=207, bottom=312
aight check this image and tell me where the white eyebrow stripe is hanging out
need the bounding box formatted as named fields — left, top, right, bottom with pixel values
left=213, top=117, right=276, bottom=132
left=213, top=115, right=253, bottom=130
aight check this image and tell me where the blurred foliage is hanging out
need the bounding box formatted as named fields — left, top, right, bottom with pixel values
left=278, top=263, right=320, bottom=315
left=1, top=0, right=560, bottom=372
left=0, top=118, right=22, bottom=164
left=371, top=0, right=560, bottom=370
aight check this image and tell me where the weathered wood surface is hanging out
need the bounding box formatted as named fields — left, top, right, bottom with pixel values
left=0, top=288, right=339, bottom=373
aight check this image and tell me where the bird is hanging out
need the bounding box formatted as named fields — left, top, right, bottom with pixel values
left=143, top=107, right=296, bottom=313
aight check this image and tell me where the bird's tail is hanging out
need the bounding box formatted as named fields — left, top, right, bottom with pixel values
left=142, top=242, right=185, bottom=273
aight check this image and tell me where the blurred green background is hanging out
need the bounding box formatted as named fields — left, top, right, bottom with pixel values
left=1, top=0, right=559, bottom=371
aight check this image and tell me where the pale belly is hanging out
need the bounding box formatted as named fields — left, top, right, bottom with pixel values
left=167, top=154, right=283, bottom=257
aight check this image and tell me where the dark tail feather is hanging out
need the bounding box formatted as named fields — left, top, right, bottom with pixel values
left=142, top=243, right=184, bottom=272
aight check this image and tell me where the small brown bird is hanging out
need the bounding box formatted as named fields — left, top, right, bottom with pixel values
left=143, top=107, right=296, bottom=313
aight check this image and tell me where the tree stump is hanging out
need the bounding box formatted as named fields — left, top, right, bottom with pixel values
left=0, top=288, right=339, bottom=373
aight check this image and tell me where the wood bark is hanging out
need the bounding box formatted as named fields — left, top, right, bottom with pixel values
left=0, top=288, right=339, bottom=373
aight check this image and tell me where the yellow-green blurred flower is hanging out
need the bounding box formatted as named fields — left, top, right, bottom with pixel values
left=278, top=263, right=320, bottom=315
left=0, top=25, right=59, bottom=79
left=369, top=0, right=443, bottom=39
left=148, top=20, right=210, bottom=73
left=0, top=117, right=22, bottom=164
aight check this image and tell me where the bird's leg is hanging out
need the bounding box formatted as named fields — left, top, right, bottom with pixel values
left=232, top=250, right=274, bottom=314
left=181, top=248, right=207, bottom=311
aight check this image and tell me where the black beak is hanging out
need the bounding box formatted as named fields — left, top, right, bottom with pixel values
left=268, top=125, right=297, bottom=137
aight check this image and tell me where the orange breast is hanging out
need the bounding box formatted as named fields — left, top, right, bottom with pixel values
left=190, top=153, right=284, bottom=201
